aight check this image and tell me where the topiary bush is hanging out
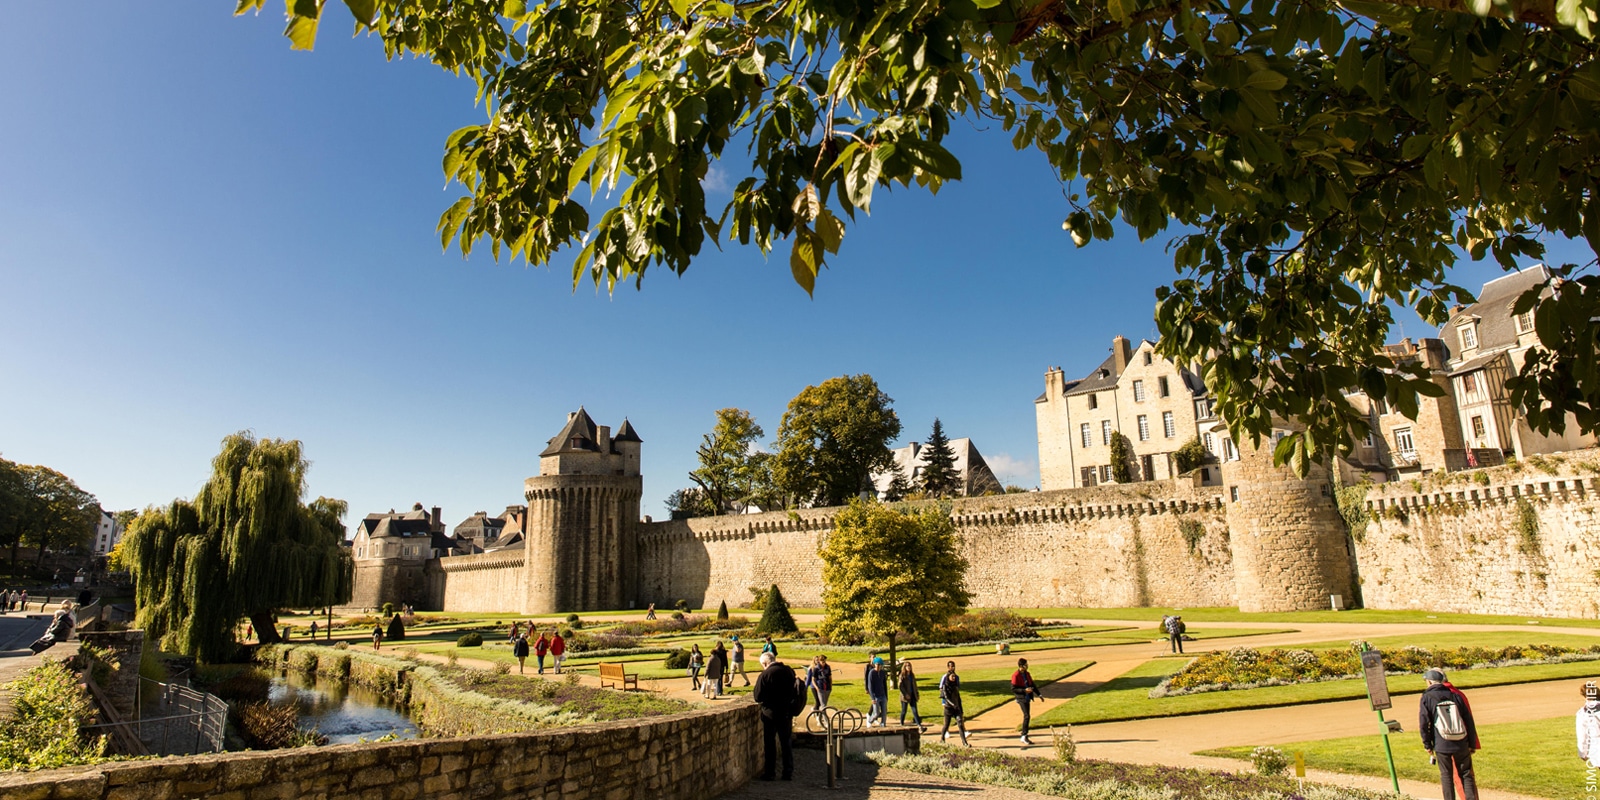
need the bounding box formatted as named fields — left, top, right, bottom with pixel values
left=565, top=613, right=584, bottom=629
left=457, top=632, right=484, bottom=648
left=387, top=614, right=405, bottom=642
left=382, top=602, right=395, bottom=617
left=754, top=584, right=799, bottom=635
left=675, top=599, right=689, bottom=612
left=717, top=600, right=729, bottom=621
left=663, top=648, right=691, bottom=670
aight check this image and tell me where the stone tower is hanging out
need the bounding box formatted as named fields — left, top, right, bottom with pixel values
left=524, top=408, right=643, bottom=613
left=1221, top=428, right=1355, bottom=612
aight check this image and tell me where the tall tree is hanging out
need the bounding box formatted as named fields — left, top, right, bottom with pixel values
left=0, top=461, right=98, bottom=569
left=773, top=375, right=901, bottom=507
left=689, top=408, right=768, bottom=515
left=665, top=487, right=714, bottom=520
left=819, top=500, right=971, bottom=671
left=917, top=419, right=962, bottom=499
left=252, top=1, right=1600, bottom=471
left=122, top=433, right=353, bottom=662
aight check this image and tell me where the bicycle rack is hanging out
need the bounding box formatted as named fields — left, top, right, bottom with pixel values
left=806, top=706, right=864, bottom=788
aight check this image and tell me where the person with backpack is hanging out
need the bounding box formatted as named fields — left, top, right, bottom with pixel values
left=372, top=623, right=384, bottom=650
left=534, top=631, right=551, bottom=674
left=864, top=657, right=890, bottom=727
left=706, top=641, right=728, bottom=697
left=1165, top=614, right=1187, bottom=654
left=1012, top=657, right=1041, bottom=745
left=1576, top=681, right=1600, bottom=768
left=513, top=633, right=530, bottom=673
left=938, top=661, right=971, bottom=747
left=751, top=652, right=803, bottom=781
left=1419, top=669, right=1480, bottom=800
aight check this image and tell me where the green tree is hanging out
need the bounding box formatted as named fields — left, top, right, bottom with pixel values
left=773, top=375, right=901, bottom=507
left=917, top=419, right=962, bottom=498
left=0, top=462, right=98, bottom=569
left=665, top=487, right=714, bottom=520
left=689, top=408, right=768, bottom=514
left=1172, top=437, right=1211, bottom=475
left=881, top=464, right=914, bottom=502
left=121, top=433, right=353, bottom=662
left=754, top=584, right=799, bottom=634
left=819, top=500, right=971, bottom=671
left=251, top=0, right=1600, bottom=471
left=1109, top=433, right=1134, bottom=484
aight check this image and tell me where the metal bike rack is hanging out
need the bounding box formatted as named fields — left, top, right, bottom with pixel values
left=806, top=706, right=865, bottom=788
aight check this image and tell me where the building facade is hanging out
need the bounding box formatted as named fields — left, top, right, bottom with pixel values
left=872, top=436, right=1004, bottom=498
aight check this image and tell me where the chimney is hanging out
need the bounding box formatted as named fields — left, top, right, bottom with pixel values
left=1112, top=335, right=1132, bottom=376
left=431, top=506, right=442, bottom=531
left=598, top=425, right=612, bottom=453
left=568, top=411, right=577, bottom=422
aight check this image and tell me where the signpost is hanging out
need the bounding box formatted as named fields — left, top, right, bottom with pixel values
left=1360, top=646, right=1402, bottom=795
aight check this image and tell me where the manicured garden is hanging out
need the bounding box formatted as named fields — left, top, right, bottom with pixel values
left=1201, top=716, right=1584, bottom=800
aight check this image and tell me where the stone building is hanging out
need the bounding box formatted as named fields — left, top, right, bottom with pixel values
left=347, top=504, right=459, bottom=610
left=452, top=511, right=507, bottom=552
left=1339, top=338, right=1471, bottom=481
left=1441, top=265, right=1598, bottom=459
left=872, top=436, right=1004, bottom=498
left=1036, top=335, right=1216, bottom=490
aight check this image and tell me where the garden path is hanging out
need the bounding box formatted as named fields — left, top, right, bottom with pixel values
left=715, top=746, right=1060, bottom=800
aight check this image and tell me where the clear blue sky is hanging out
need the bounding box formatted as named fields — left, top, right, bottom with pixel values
left=0, top=6, right=1586, bottom=525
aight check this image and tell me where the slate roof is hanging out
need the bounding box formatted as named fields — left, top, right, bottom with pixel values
left=360, top=514, right=434, bottom=540
left=1063, top=354, right=1121, bottom=397
left=540, top=407, right=603, bottom=456
left=613, top=419, right=643, bottom=444
left=1441, top=265, right=1552, bottom=361
left=1448, top=350, right=1510, bottom=378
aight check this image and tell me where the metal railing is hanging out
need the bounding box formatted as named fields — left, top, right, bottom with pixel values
left=81, top=678, right=227, bottom=756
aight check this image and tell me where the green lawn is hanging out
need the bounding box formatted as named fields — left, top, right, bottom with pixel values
left=1201, top=716, right=1584, bottom=800
left=1025, top=606, right=1600, bottom=629
left=720, top=661, right=1093, bottom=721
left=1033, top=657, right=1600, bottom=726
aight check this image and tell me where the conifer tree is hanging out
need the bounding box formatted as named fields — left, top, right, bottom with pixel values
left=122, top=433, right=352, bottom=662
left=717, top=600, right=729, bottom=621
left=754, top=584, right=798, bottom=634
left=917, top=419, right=962, bottom=498
left=882, top=464, right=913, bottom=502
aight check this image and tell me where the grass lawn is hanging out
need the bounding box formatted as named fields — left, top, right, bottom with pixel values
left=1200, top=716, right=1584, bottom=800
left=1291, top=630, right=1600, bottom=652
left=1025, top=606, right=1600, bottom=629
left=1034, top=657, right=1600, bottom=726
left=720, top=661, right=1093, bottom=720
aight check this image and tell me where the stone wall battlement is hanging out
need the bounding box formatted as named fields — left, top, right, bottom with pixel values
left=437, top=550, right=527, bottom=573
left=1365, top=476, right=1598, bottom=513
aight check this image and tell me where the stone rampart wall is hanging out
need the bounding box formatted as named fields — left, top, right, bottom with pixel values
left=437, top=550, right=528, bottom=613
left=1354, top=449, right=1600, bottom=618
left=1, top=697, right=760, bottom=800
left=637, top=484, right=1237, bottom=610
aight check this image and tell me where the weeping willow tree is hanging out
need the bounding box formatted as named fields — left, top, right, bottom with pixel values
left=123, top=433, right=353, bottom=662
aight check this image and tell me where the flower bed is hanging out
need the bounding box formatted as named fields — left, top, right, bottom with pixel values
left=1152, top=642, right=1600, bottom=698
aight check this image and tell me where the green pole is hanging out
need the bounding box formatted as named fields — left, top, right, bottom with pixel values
left=1376, top=708, right=1401, bottom=796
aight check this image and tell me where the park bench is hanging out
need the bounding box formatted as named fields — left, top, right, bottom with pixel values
left=598, top=662, right=638, bottom=690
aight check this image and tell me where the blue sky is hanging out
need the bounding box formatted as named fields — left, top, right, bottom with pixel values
left=0, top=6, right=1587, bottom=525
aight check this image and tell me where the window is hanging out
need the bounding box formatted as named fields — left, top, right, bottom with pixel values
left=1137, top=415, right=1150, bottom=441
left=1394, top=427, right=1415, bottom=455
left=1080, top=466, right=1098, bottom=487
left=1143, top=351, right=1153, bottom=366
left=1195, top=398, right=1214, bottom=419
left=1203, top=432, right=1216, bottom=454
left=1087, top=393, right=1098, bottom=410
left=1230, top=486, right=1240, bottom=502
left=1460, top=323, right=1478, bottom=349
left=1515, top=310, right=1534, bottom=334
left=1099, top=465, right=1113, bottom=483
left=1133, top=380, right=1146, bottom=402
left=1222, top=438, right=1236, bottom=461
left=1462, top=372, right=1477, bottom=395
left=1159, top=376, right=1170, bottom=397
left=1081, top=423, right=1092, bottom=448
left=1102, top=420, right=1113, bottom=445
left=1363, top=429, right=1374, bottom=448
left=1471, top=415, right=1485, bottom=439
left=1163, top=411, right=1176, bottom=438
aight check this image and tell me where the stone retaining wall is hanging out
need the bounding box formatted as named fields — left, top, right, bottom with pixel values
left=0, top=703, right=761, bottom=800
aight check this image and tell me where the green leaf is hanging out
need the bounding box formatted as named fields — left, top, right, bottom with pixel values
left=283, top=0, right=321, bottom=51
left=790, top=230, right=819, bottom=296
left=346, top=0, right=377, bottom=25
left=1244, top=70, right=1288, bottom=91
left=816, top=209, right=845, bottom=254
left=502, top=0, right=527, bottom=17
left=568, top=147, right=601, bottom=194
left=971, top=0, right=1004, bottom=9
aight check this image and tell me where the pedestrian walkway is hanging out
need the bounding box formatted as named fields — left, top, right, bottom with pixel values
left=715, top=746, right=1060, bottom=800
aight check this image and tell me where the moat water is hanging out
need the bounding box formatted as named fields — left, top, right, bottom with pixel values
left=268, top=670, right=421, bottom=744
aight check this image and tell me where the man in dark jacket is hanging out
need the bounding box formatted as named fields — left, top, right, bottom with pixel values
left=751, top=652, right=799, bottom=781
left=1419, top=669, right=1480, bottom=800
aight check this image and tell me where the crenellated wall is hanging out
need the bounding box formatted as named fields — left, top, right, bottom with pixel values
left=1354, top=449, right=1600, bottom=618
left=436, top=550, right=528, bottom=613
left=636, top=484, right=1238, bottom=611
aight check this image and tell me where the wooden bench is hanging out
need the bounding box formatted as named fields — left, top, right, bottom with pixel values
left=598, top=662, right=638, bottom=690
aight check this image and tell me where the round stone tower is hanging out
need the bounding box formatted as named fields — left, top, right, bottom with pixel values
left=1221, top=430, right=1354, bottom=612
left=523, top=409, right=643, bottom=614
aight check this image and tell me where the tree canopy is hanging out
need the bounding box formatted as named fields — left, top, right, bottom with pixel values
left=773, top=374, right=902, bottom=506
left=122, top=433, right=353, bottom=662
left=0, top=457, right=98, bottom=570
left=689, top=408, right=775, bottom=514
left=917, top=418, right=962, bottom=498
left=819, top=500, right=971, bottom=664
left=250, top=0, right=1600, bottom=470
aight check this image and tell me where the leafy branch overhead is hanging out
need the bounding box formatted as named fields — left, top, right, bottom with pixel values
left=248, top=0, right=1600, bottom=470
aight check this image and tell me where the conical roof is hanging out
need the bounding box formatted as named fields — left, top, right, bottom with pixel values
left=613, top=418, right=643, bottom=443
left=540, top=407, right=603, bottom=456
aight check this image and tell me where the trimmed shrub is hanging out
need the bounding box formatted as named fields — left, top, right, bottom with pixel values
left=381, top=602, right=395, bottom=617
left=664, top=648, right=691, bottom=670
left=457, top=632, right=484, bottom=648
left=387, top=614, right=405, bottom=642
left=717, top=600, right=730, bottom=621
left=675, top=599, right=689, bottom=612
left=754, top=584, right=799, bottom=634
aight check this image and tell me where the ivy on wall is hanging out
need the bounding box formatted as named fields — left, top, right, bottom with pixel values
left=1516, top=498, right=1541, bottom=555
left=1178, top=518, right=1206, bottom=555
left=1335, top=483, right=1372, bottom=543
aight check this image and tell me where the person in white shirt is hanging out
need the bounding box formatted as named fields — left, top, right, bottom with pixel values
left=1577, top=681, right=1600, bottom=768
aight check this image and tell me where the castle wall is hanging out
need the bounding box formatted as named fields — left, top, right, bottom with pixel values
left=1354, top=449, right=1600, bottom=618
left=636, top=484, right=1237, bottom=611
left=347, top=559, right=429, bottom=612
left=1222, top=437, right=1355, bottom=612
left=437, top=550, right=529, bottom=613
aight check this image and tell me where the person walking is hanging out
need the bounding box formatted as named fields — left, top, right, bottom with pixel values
left=534, top=631, right=551, bottom=674
left=865, top=657, right=889, bottom=727
left=510, top=621, right=522, bottom=641
left=1012, top=657, right=1041, bottom=744
left=513, top=633, right=530, bottom=674
left=938, top=661, right=970, bottom=747
left=1419, top=669, right=1481, bottom=800
left=645, top=603, right=656, bottom=620
left=752, top=652, right=801, bottom=781
left=309, top=620, right=319, bottom=639
left=806, top=655, right=833, bottom=710
left=706, top=641, right=728, bottom=697
left=898, top=660, right=923, bottom=728
left=19, top=590, right=27, bottom=611
left=1577, top=681, right=1600, bottom=769
left=371, top=623, right=384, bottom=651
left=551, top=630, right=567, bottom=673
left=1165, top=614, right=1186, bottom=654
left=688, top=644, right=704, bottom=690
left=761, top=635, right=777, bottom=659
left=731, top=635, right=750, bottom=686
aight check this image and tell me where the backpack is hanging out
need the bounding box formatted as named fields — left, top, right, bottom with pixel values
left=1435, top=699, right=1469, bottom=741
left=790, top=676, right=809, bottom=716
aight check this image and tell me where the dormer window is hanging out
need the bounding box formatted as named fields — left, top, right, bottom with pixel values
left=1458, top=320, right=1478, bottom=349
left=1515, top=310, right=1534, bottom=334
